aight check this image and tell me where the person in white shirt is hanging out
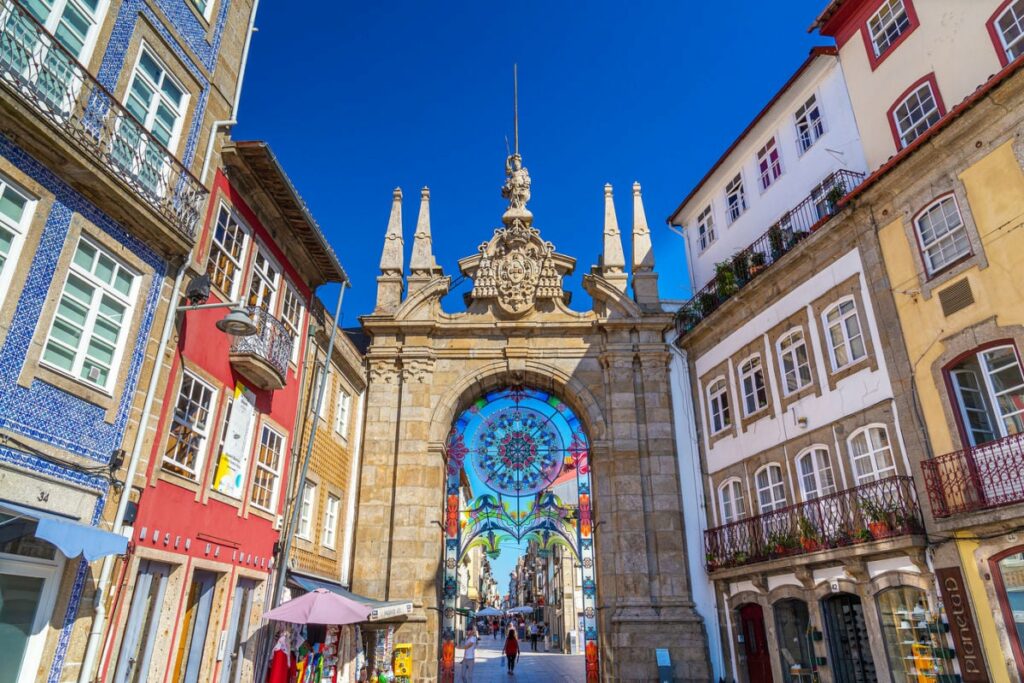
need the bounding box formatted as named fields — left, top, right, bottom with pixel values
left=459, top=628, right=478, bottom=682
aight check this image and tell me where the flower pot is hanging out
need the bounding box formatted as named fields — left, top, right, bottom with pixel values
left=868, top=521, right=891, bottom=538
left=800, top=538, right=820, bottom=552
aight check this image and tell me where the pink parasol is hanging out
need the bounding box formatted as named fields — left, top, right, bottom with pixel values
left=262, top=588, right=371, bottom=625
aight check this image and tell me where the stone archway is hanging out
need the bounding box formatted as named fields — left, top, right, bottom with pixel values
left=350, top=154, right=710, bottom=681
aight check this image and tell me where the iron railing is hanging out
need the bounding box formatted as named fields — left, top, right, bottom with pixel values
left=921, top=432, right=1024, bottom=518
left=704, top=476, right=922, bottom=571
left=0, top=0, right=205, bottom=240
left=676, top=169, right=865, bottom=335
left=230, top=307, right=292, bottom=381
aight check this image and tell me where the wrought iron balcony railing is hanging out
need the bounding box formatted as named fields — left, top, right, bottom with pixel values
left=676, top=169, right=865, bottom=335
left=921, top=432, right=1024, bottom=518
left=229, top=306, right=292, bottom=389
left=704, top=476, right=922, bottom=571
left=0, top=0, right=205, bottom=240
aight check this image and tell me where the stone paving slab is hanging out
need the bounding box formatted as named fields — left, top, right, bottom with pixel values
left=457, top=636, right=585, bottom=683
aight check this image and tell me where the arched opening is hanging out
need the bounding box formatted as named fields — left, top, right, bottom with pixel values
left=438, top=386, right=598, bottom=682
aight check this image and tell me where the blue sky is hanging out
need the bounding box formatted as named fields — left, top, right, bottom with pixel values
left=233, top=0, right=830, bottom=323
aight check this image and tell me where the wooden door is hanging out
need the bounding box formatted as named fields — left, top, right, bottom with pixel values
left=739, top=603, right=774, bottom=683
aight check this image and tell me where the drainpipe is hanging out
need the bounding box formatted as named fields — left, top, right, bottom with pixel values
left=198, top=0, right=260, bottom=185
left=78, top=259, right=188, bottom=683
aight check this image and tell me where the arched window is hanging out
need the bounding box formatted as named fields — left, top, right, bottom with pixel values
left=755, top=464, right=787, bottom=512
left=914, top=195, right=969, bottom=275
left=797, top=446, right=837, bottom=500
left=823, top=297, right=866, bottom=370
left=707, top=377, right=731, bottom=435
left=738, top=355, right=768, bottom=416
left=847, top=426, right=897, bottom=484
left=718, top=478, right=746, bottom=525
left=777, top=329, right=812, bottom=395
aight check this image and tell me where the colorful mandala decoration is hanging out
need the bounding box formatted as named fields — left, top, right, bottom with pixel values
left=440, top=387, right=598, bottom=683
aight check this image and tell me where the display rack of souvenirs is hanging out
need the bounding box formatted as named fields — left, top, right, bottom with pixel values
left=883, top=603, right=956, bottom=682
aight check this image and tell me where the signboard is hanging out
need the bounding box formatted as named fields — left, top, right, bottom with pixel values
left=935, top=566, right=989, bottom=682
left=369, top=601, right=414, bottom=621
left=213, top=383, right=256, bottom=497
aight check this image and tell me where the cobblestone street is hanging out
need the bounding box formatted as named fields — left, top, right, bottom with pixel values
left=456, top=636, right=585, bottom=682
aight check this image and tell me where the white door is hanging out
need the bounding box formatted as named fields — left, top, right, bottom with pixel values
left=0, top=555, right=63, bottom=683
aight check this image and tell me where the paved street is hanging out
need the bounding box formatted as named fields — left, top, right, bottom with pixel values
left=458, top=635, right=585, bottom=682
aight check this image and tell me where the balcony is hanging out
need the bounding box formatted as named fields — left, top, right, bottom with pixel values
left=922, top=433, right=1024, bottom=518
left=0, top=0, right=205, bottom=252
left=704, top=476, right=922, bottom=573
left=229, top=307, right=292, bottom=391
left=675, top=170, right=865, bottom=335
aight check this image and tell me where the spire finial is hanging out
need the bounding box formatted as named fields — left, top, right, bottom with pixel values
left=501, top=64, right=532, bottom=226
left=513, top=63, right=519, bottom=157
left=600, top=184, right=626, bottom=290
left=410, top=186, right=442, bottom=280
left=631, top=180, right=659, bottom=307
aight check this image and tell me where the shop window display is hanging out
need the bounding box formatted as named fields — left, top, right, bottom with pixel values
left=995, top=551, right=1024, bottom=672
left=877, top=586, right=955, bottom=682
left=772, top=599, right=813, bottom=682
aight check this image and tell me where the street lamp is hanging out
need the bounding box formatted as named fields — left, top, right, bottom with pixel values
left=180, top=274, right=257, bottom=337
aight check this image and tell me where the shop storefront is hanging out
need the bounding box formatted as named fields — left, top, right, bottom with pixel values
left=875, top=586, right=957, bottom=682
left=992, top=549, right=1024, bottom=674
left=772, top=599, right=812, bottom=682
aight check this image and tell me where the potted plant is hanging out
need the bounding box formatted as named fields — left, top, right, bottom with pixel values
left=749, top=251, right=767, bottom=276
left=677, top=305, right=701, bottom=332
left=715, top=262, right=738, bottom=298
left=851, top=527, right=872, bottom=544
left=768, top=530, right=798, bottom=556
left=860, top=499, right=893, bottom=538
left=705, top=552, right=717, bottom=571
left=825, top=182, right=846, bottom=213
left=797, top=516, right=820, bottom=552
left=730, top=251, right=751, bottom=285
left=768, top=224, right=785, bottom=260
left=697, top=291, right=718, bottom=317
left=730, top=550, right=749, bottom=566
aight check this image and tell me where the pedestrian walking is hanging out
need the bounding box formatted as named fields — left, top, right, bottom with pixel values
left=458, top=627, right=478, bottom=682
left=503, top=628, right=520, bottom=675
left=493, top=620, right=499, bottom=640
left=529, top=621, right=538, bottom=651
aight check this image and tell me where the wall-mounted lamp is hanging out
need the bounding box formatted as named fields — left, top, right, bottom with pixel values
left=178, top=274, right=257, bottom=337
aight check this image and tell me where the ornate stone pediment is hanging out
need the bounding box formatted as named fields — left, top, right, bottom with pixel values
left=459, top=154, right=574, bottom=317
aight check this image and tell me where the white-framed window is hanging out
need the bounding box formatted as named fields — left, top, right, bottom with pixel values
left=206, top=204, right=248, bottom=299
left=794, top=94, right=824, bottom=153
left=777, top=329, right=812, bottom=395
left=893, top=81, right=941, bottom=149
left=739, top=356, right=768, bottom=416
left=296, top=481, right=316, bottom=540
left=316, top=367, right=331, bottom=420
left=334, top=388, right=352, bottom=439
left=868, top=0, right=911, bottom=56
left=995, top=0, right=1024, bottom=63
left=848, top=425, right=897, bottom=484
left=755, top=464, right=787, bottom=512
left=123, top=46, right=187, bottom=152
left=0, top=175, right=34, bottom=305
left=756, top=137, right=782, bottom=191
left=42, top=236, right=139, bottom=391
left=718, top=479, right=746, bottom=525
left=279, top=283, right=304, bottom=364
left=915, top=195, right=970, bottom=275
left=696, top=204, right=715, bottom=252
left=246, top=247, right=280, bottom=313
left=797, top=447, right=837, bottom=500
left=251, top=425, right=284, bottom=512
left=323, top=494, right=340, bottom=549
left=190, top=0, right=214, bottom=20
left=163, top=370, right=217, bottom=479
left=707, top=377, right=731, bottom=435
left=823, top=298, right=866, bottom=370
left=950, top=345, right=1024, bottom=446
left=725, top=174, right=747, bottom=223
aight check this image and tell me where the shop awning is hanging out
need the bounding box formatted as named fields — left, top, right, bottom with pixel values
left=0, top=500, right=127, bottom=561
left=289, top=573, right=413, bottom=621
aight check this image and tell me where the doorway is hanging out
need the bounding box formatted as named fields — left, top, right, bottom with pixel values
left=772, top=599, right=812, bottom=682
left=822, top=593, right=876, bottom=682
left=114, top=560, right=171, bottom=683
left=739, top=603, right=773, bottom=683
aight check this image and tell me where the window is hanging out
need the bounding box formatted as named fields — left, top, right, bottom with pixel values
left=296, top=481, right=316, bottom=540
left=190, top=0, right=213, bottom=20
left=246, top=247, right=279, bottom=313
left=323, top=494, right=340, bottom=549
left=0, top=176, right=33, bottom=303
left=739, top=356, right=768, bottom=416
left=250, top=425, right=284, bottom=512
left=994, top=551, right=1024, bottom=674
left=335, top=388, right=352, bottom=439
left=163, top=371, right=217, bottom=479
left=892, top=81, right=941, bottom=148
left=848, top=426, right=897, bottom=484
left=696, top=205, right=715, bottom=252
left=795, top=95, right=824, bottom=153
left=280, top=284, right=304, bottom=364
left=42, top=236, right=138, bottom=390
left=755, top=465, right=787, bottom=512
left=949, top=345, right=1024, bottom=446
left=797, top=447, right=837, bottom=500
left=725, top=174, right=746, bottom=223
left=718, top=479, right=746, bottom=525
left=868, top=0, right=911, bottom=56
left=915, top=195, right=970, bottom=275
left=823, top=298, right=866, bottom=370
left=994, top=1, right=1024, bottom=63
left=756, top=137, right=782, bottom=190
left=316, top=368, right=331, bottom=420
left=206, top=205, right=248, bottom=298
left=778, top=330, right=812, bottom=395
left=707, top=377, right=731, bottom=434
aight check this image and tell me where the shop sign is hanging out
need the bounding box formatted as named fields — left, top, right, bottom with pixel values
left=935, top=566, right=989, bottom=683
left=369, top=602, right=414, bottom=621
left=213, top=383, right=257, bottom=497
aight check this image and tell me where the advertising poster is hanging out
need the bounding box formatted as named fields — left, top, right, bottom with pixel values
left=213, top=382, right=256, bottom=497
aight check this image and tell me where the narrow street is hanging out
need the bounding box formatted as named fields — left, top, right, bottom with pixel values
left=458, top=635, right=585, bottom=683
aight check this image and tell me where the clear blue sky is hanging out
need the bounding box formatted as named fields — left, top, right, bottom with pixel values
left=233, top=0, right=830, bottom=322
